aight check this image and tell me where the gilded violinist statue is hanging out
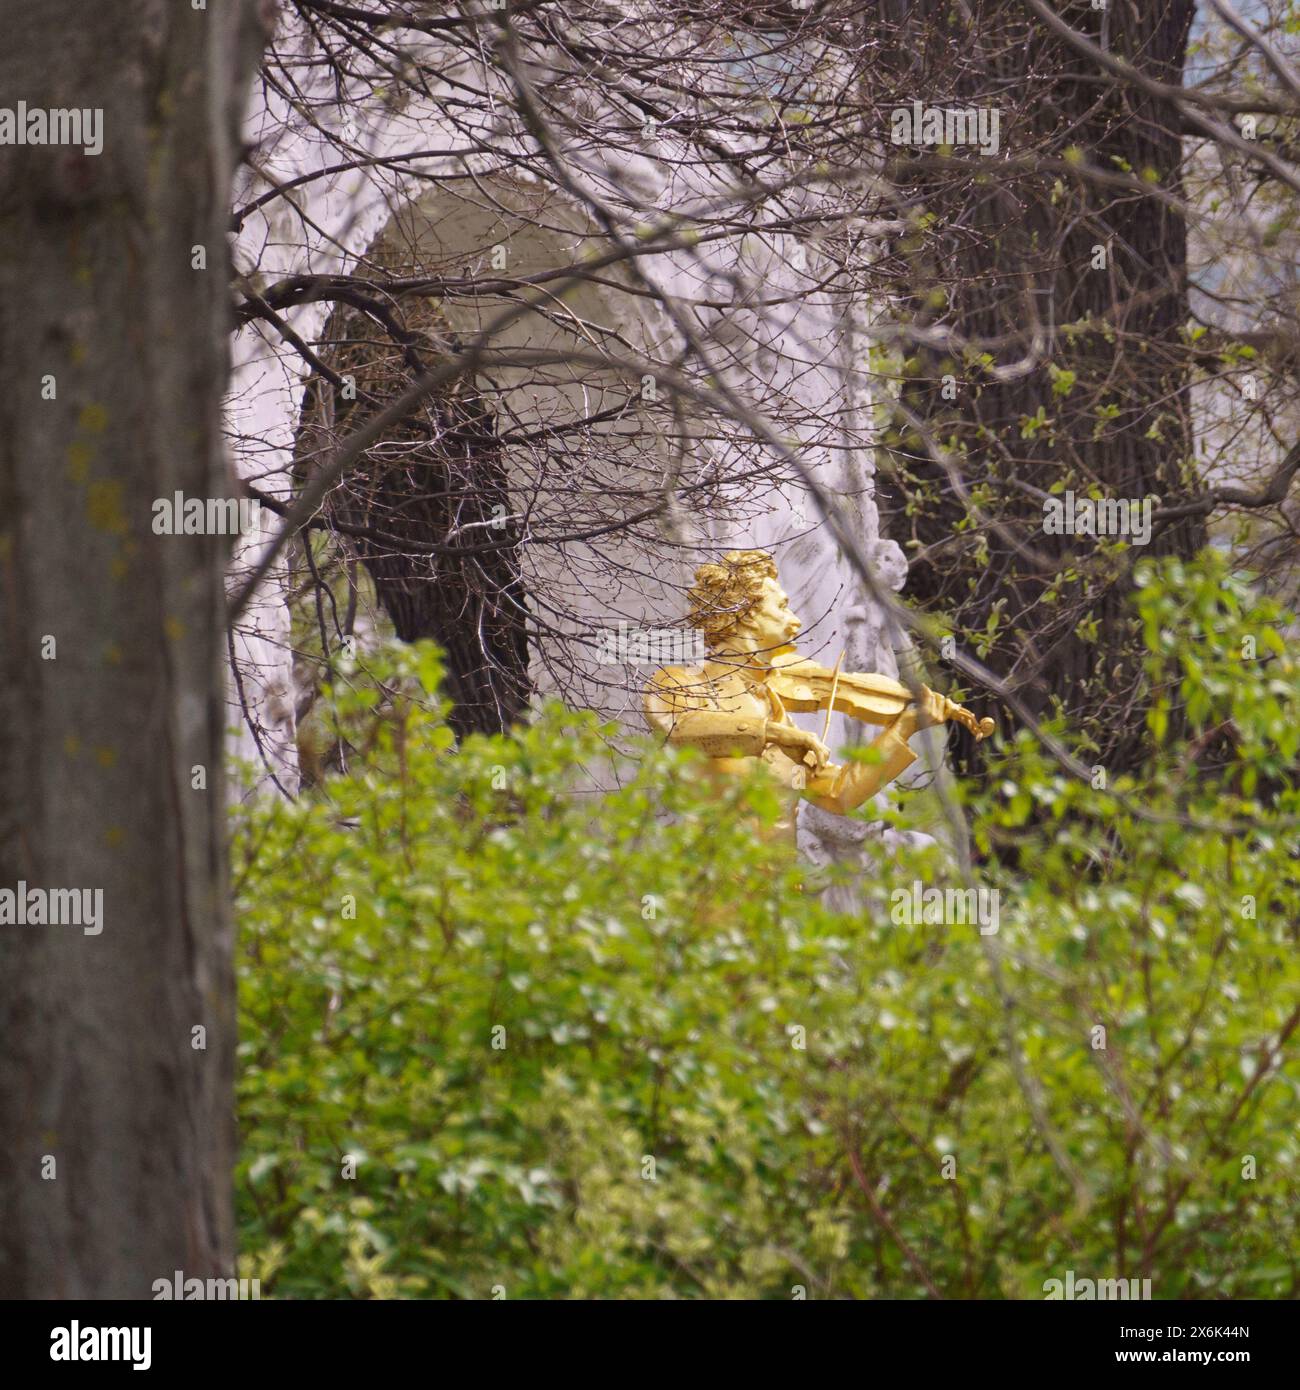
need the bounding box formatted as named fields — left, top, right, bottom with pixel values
left=644, top=550, right=993, bottom=838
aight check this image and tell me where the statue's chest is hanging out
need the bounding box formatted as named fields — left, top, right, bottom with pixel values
left=701, top=670, right=781, bottom=721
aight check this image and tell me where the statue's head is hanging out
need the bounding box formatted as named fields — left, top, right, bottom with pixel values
left=689, top=549, right=800, bottom=656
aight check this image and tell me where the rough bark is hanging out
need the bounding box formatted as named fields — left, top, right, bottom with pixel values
left=300, top=289, right=531, bottom=741
left=0, top=0, right=267, bottom=1298
left=875, top=0, right=1206, bottom=773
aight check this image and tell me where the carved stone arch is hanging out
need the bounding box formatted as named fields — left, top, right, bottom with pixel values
left=297, top=178, right=710, bottom=735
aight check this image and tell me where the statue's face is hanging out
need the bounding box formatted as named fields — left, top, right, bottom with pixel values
left=741, top=574, right=801, bottom=652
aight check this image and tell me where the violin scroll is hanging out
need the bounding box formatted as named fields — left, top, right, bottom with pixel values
left=940, top=696, right=995, bottom=742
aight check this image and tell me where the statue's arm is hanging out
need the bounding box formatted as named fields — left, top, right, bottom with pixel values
left=803, top=720, right=919, bottom=814
left=643, top=669, right=767, bottom=757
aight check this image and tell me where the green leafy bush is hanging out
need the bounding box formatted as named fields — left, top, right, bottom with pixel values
left=234, top=555, right=1299, bottom=1298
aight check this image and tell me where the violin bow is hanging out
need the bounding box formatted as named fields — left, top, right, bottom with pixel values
left=819, top=648, right=845, bottom=746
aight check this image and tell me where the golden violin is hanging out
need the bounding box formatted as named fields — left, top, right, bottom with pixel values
left=765, top=646, right=995, bottom=742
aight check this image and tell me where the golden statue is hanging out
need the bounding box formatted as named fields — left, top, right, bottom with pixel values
left=644, top=550, right=993, bottom=837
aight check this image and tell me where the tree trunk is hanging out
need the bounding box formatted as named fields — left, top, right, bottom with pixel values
left=0, top=0, right=267, bottom=1298
left=875, top=0, right=1206, bottom=772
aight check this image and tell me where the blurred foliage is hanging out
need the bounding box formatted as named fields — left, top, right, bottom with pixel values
left=233, top=553, right=1299, bottom=1298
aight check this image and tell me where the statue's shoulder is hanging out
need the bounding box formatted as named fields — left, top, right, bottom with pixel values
left=645, top=663, right=727, bottom=719
left=645, top=662, right=709, bottom=693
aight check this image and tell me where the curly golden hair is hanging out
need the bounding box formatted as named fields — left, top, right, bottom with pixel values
left=688, top=549, right=777, bottom=648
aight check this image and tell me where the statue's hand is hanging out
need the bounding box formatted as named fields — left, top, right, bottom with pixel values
left=892, top=686, right=948, bottom=739
left=765, top=720, right=831, bottom=771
